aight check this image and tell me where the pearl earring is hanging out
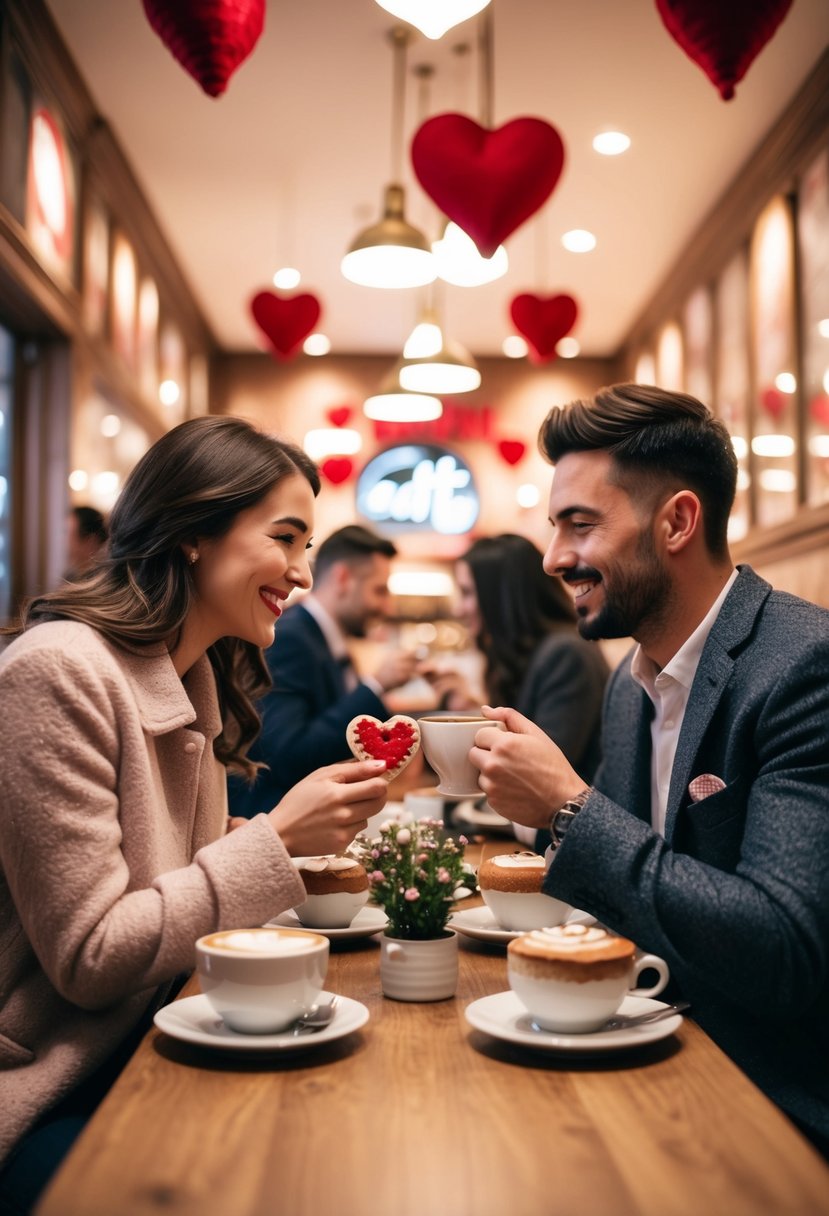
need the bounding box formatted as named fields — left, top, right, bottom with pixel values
left=188, top=552, right=198, bottom=565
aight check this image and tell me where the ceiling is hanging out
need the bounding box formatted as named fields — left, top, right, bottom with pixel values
left=45, top=0, right=829, bottom=360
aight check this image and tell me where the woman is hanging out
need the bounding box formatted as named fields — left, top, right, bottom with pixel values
left=424, top=534, right=608, bottom=840
left=0, top=416, right=388, bottom=1206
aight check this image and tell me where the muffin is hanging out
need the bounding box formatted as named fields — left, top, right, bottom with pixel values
left=293, top=855, right=369, bottom=929
left=478, top=851, right=571, bottom=931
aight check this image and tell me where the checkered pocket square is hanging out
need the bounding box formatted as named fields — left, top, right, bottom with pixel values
left=688, top=773, right=727, bottom=803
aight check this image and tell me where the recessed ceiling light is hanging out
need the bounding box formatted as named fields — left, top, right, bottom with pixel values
left=556, top=337, right=580, bottom=358
left=502, top=335, right=528, bottom=358
left=774, top=372, right=796, bottom=393
left=561, top=229, right=596, bottom=253
left=516, top=483, right=540, bottom=508
left=818, top=318, right=829, bottom=338
left=273, top=267, right=301, bottom=289
left=592, top=131, right=630, bottom=156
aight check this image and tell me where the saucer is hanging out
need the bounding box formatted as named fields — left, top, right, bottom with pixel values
left=153, top=992, right=369, bottom=1052
left=267, top=904, right=388, bottom=939
left=451, top=800, right=514, bottom=835
left=449, top=905, right=596, bottom=944
left=464, top=991, right=683, bottom=1054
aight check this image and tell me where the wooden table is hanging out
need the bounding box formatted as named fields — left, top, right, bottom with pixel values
left=37, top=841, right=829, bottom=1216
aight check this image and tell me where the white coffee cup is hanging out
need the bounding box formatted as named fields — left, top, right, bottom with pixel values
left=196, top=927, right=329, bottom=1034
left=479, top=852, right=572, bottom=931
left=403, top=786, right=446, bottom=821
left=507, top=924, right=669, bottom=1033
left=419, top=714, right=506, bottom=797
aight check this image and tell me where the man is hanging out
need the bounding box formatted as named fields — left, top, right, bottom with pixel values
left=229, top=524, right=417, bottom=817
left=471, top=383, right=829, bottom=1154
left=63, top=505, right=108, bottom=581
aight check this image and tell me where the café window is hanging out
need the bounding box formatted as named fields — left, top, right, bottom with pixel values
left=356, top=444, right=480, bottom=536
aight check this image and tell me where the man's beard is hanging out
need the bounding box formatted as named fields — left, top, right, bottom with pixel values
left=573, top=533, right=672, bottom=642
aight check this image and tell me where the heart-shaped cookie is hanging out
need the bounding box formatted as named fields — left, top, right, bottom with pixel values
left=346, top=715, right=421, bottom=782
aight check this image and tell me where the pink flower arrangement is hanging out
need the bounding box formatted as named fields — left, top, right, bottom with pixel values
left=352, top=818, right=470, bottom=940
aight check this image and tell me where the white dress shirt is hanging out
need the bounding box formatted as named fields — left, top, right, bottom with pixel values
left=630, top=570, right=737, bottom=836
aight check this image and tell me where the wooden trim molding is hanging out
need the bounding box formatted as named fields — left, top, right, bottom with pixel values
left=624, top=51, right=829, bottom=354
left=732, top=502, right=829, bottom=568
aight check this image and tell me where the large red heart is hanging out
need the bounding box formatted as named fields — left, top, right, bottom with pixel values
left=320, top=456, right=353, bottom=486
left=250, top=291, right=321, bottom=360
left=142, top=0, right=265, bottom=98
left=655, top=0, right=793, bottom=101
left=497, top=440, right=527, bottom=467
left=510, top=293, right=578, bottom=364
left=326, top=406, right=353, bottom=428
left=346, top=714, right=421, bottom=782
left=411, top=114, right=565, bottom=258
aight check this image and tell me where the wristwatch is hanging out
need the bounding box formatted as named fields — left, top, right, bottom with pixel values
left=549, top=786, right=593, bottom=851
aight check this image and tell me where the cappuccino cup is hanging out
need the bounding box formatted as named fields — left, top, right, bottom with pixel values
left=419, top=714, right=506, bottom=797
left=507, top=923, right=669, bottom=1033
left=293, top=855, right=369, bottom=929
left=196, top=927, right=329, bottom=1034
left=479, top=852, right=572, bottom=930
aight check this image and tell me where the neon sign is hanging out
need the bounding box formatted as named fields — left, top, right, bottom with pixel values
left=356, top=444, right=479, bottom=536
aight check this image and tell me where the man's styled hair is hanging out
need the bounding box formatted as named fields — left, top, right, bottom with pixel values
left=538, top=383, right=738, bottom=559
left=313, top=524, right=397, bottom=581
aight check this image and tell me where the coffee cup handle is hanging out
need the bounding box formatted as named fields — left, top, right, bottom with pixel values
left=628, top=953, right=669, bottom=999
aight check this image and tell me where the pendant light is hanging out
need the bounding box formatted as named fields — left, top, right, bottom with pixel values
left=341, top=28, right=435, bottom=289
left=364, top=363, right=443, bottom=422
left=374, top=1, right=491, bottom=42
left=398, top=305, right=480, bottom=394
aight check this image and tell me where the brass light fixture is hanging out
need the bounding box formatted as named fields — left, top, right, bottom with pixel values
left=341, top=28, right=436, bottom=290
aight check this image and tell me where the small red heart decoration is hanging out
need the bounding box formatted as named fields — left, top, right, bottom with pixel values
left=346, top=714, right=421, bottom=781
left=320, top=456, right=353, bottom=486
left=326, top=406, right=353, bottom=428
left=810, top=394, right=829, bottom=428
left=250, top=291, right=321, bottom=361
left=142, top=0, right=265, bottom=98
left=655, top=0, right=793, bottom=101
left=497, top=440, right=527, bottom=467
left=759, top=386, right=786, bottom=421
left=411, top=114, right=565, bottom=258
left=510, top=293, right=578, bottom=364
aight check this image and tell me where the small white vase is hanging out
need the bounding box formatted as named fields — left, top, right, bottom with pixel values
left=379, top=930, right=459, bottom=1002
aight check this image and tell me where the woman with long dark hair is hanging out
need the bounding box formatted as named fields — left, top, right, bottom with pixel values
left=425, top=533, right=608, bottom=810
left=0, top=415, right=388, bottom=1208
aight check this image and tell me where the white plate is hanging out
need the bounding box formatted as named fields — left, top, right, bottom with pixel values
left=266, top=904, right=388, bottom=939
left=465, top=991, right=683, bottom=1054
left=153, top=992, right=369, bottom=1053
left=449, top=905, right=596, bottom=943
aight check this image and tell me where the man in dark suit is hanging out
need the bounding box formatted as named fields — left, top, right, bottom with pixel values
left=229, top=525, right=417, bottom=818
left=471, top=383, right=829, bottom=1156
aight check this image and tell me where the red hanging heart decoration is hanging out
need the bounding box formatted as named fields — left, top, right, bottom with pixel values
left=320, top=457, right=353, bottom=486
left=411, top=114, right=565, bottom=258
left=142, top=0, right=265, bottom=98
left=249, top=291, right=321, bottom=361
left=326, top=406, right=353, bottom=428
left=654, top=0, right=793, bottom=101
left=759, top=386, right=786, bottom=421
left=809, top=394, right=829, bottom=428
left=509, top=293, right=578, bottom=364
left=497, top=440, right=527, bottom=467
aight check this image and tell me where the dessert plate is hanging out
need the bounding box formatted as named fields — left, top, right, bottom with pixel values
left=153, top=991, right=368, bottom=1053
left=464, top=991, right=683, bottom=1054
left=449, top=905, right=596, bottom=944
left=267, top=904, right=388, bottom=939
